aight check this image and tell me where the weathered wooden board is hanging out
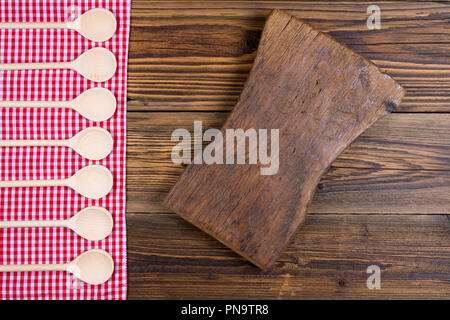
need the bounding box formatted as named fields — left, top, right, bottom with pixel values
left=129, top=1, right=450, bottom=112
left=127, top=1, right=450, bottom=299
left=127, top=112, right=450, bottom=214
left=164, top=10, right=404, bottom=269
left=127, top=213, right=450, bottom=299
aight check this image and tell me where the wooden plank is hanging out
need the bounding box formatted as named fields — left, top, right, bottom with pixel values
left=126, top=112, right=450, bottom=214
left=127, top=112, right=229, bottom=213
left=129, top=1, right=450, bottom=112
left=127, top=213, right=450, bottom=299
left=163, top=9, right=405, bottom=269
left=310, top=167, right=450, bottom=214
left=336, top=113, right=450, bottom=170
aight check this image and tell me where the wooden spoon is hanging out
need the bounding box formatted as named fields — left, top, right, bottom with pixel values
left=0, top=206, right=113, bottom=241
left=0, top=127, right=113, bottom=160
left=0, top=249, right=114, bottom=285
left=0, top=8, right=117, bottom=42
left=0, top=165, right=113, bottom=199
left=0, top=88, right=117, bottom=122
left=0, top=47, right=117, bottom=82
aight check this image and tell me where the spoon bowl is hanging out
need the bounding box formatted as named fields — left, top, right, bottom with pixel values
left=68, top=207, right=113, bottom=241
left=68, top=165, right=113, bottom=199
left=73, top=9, right=117, bottom=42
left=67, top=249, right=114, bottom=285
left=69, top=127, right=113, bottom=160
left=72, top=48, right=117, bottom=82
left=72, top=88, right=117, bottom=121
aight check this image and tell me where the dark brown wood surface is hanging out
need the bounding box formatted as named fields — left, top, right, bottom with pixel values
left=127, top=1, right=450, bottom=299
left=164, top=9, right=404, bottom=269
left=128, top=213, right=449, bottom=299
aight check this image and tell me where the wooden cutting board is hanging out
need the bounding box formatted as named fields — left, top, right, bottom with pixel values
left=164, top=9, right=405, bottom=270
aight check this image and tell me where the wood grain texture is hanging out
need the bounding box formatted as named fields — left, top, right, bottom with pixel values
left=129, top=1, right=450, bottom=112
left=127, top=112, right=450, bottom=214
left=164, top=10, right=405, bottom=269
left=127, top=213, right=450, bottom=299
left=127, top=1, right=450, bottom=298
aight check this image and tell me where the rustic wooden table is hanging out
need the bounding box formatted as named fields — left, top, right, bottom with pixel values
left=126, top=1, right=450, bottom=299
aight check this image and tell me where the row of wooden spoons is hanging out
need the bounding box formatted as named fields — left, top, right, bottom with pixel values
left=0, top=8, right=119, bottom=285
left=0, top=9, right=118, bottom=82
left=0, top=165, right=114, bottom=283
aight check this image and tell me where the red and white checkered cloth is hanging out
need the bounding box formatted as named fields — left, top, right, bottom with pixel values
left=0, top=0, right=129, bottom=299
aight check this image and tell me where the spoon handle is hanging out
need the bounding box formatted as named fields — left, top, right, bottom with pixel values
left=0, top=100, right=71, bottom=108
left=0, top=21, right=67, bottom=30
left=0, top=61, right=72, bottom=71
left=0, top=139, right=67, bottom=147
left=0, top=219, right=65, bottom=229
left=0, top=263, right=67, bottom=272
left=0, top=178, right=67, bottom=188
